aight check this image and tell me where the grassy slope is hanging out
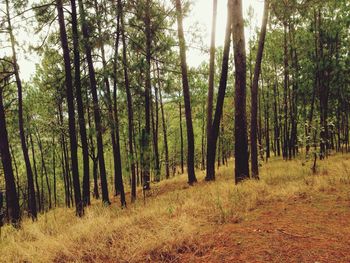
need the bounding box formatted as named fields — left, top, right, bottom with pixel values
left=1, top=154, right=350, bottom=262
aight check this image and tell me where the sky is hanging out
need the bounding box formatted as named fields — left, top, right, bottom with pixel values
left=185, top=0, right=264, bottom=68
left=12, top=0, right=264, bottom=81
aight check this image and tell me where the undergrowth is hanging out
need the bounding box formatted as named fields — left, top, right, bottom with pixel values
left=1, top=154, right=349, bottom=262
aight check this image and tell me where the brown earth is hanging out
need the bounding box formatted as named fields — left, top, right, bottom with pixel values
left=146, top=189, right=350, bottom=263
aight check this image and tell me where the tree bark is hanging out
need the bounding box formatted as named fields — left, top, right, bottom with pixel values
left=70, top=0, right=90, bottom=207
left=77, top=0, right=110, bottom=204
left=205, top=0, right=232, bottom=181
left=118, top=0, right=136, bottom=201
left=250, top=0, right=269, bottom=178
left=94, top=0, right=126, bottom=207
left=111, top=4, right=126, bottom=206
left=175, top=0, right=197, bottom=184
left=56, top=0, right=83, bottom=216
left=206, top=0, right=218, bottom=170
left=156, top=63, right=170, bottom=179
left=232, top=0, right=250, bottom=183
left=179, top=99, right=184, bottom=174
left=5, top=0, right=37, bottom=220
left=0, top=87, right=21, bottom=227
left=282, top=23, right=289, bottom=160
left=142, top=0, right=152, bottom=190
left=34, top=128, right=52, bottom=210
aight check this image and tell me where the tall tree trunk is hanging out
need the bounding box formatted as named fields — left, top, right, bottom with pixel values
left=34, top=128, right=52, bottom=210
left=70, top=0, right=90, bottom=207
left=179, top=99, right=184, bottom=174
left=201, top=100, right=206, bottom=170
left=142, top=0, right=152, bottom=190
left=273, top=65, right=281, bottom=156
left=250, top=0, right=269, bottom=178
left=52, top=135, right=57, bottom=207
left=205, top=0, right=232, bottom=181
left=9, top=145, right=20, bottom=201
left=77, top=0, right=110, bottom=204
left=56, top=0, right=83, bottom=216
left=156, top=63, right=170, bottom=179
left=175, top=0, right=197, bottom=184
left=0, top=87, right=21, bottom=227
left=29, top=124, right=41, bottom=212
left=265, top=80, right=271, bottom=160
left=283, top=23, right=289, bottom=160
left=111, top=4, right=126, bottom=206
left=58, top=112, right=71, bottom=208
left=5, top=0, right=37, bottom=220
left=118, top=0, right=136, bottom=202
left=94, top=0, right=126, bottom=207
left=206, top=0, right=218, bottom=170
left=150, top=67, right=160, bottom=181
left=232, top=0, right=249, bottom=183
left=317, top=9, right=329, bottom=159
left=86, top=88, right=99, bottom=199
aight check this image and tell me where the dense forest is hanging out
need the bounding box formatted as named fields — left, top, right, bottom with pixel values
left=0, top=0, right=349, bottom=235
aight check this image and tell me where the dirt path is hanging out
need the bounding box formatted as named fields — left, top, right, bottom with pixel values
left=148, top=189, right=350, bottom=263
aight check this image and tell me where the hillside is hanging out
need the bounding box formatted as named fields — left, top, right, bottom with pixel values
left=1, top=154, right=350, bottom=262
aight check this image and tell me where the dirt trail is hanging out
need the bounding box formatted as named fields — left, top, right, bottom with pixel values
left=148, top=190, right=350, bottom=263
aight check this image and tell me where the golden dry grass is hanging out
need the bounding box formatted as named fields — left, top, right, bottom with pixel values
left=1, top=154, right=350, bottom=262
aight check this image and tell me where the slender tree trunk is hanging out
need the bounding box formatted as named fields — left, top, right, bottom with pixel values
left=111, top=5, right=126, bottom=206
left=175, top=0, right=197, bottom=184
left=250, top=0, right=269, bottom=178
left=5, top=0, right=36, bottom=220
left=156, top=63, right=170, bottom=179
left=307, top=9, right=318, bottom=156
left=56, top=0, right=83, bottom=216
left=29, top=125, right=41, bottom=212
left=70, top=0, right=90, bottom=207
left=86, top=88, right=99, bottom=200
left=206, top=0, right=218, bottom=170
left=93, top=0, right=126, bottom=206
left=206, top=0, right=232, bottom=181
left=118, top=0, right=136, bottom=201
left=34, top=128, right=52, bottom=210
left=0, top=87, right=21, bottom=227
left=232, top=0, right=249, bottom=183
left=52, top=136, right=57, bottom=207
left=59, top=117, right=71, bottom=207
left=282, top=23, right=290, bottom=160
left=9, top=145, right=20, bottom=202
left=273, top=66, right=281, bottom=157
left=317, top=9, right=329, bottom=159
left=78, top=0, right=110, bottom=204
left=179, top=99, right=184, bottom=174
left=265, top=81, right=271, bottom=160
left=201, top=100, right=206, bottom=170
left=142, top=0, right=152, bottom=190
left=150, top=67, right=160, bottom=181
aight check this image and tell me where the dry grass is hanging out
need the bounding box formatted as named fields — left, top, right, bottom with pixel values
left=1, top=154, right=350, bottom=262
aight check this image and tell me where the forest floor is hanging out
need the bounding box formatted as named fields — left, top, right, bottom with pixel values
left=1, top=154, right=350, bottom=262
